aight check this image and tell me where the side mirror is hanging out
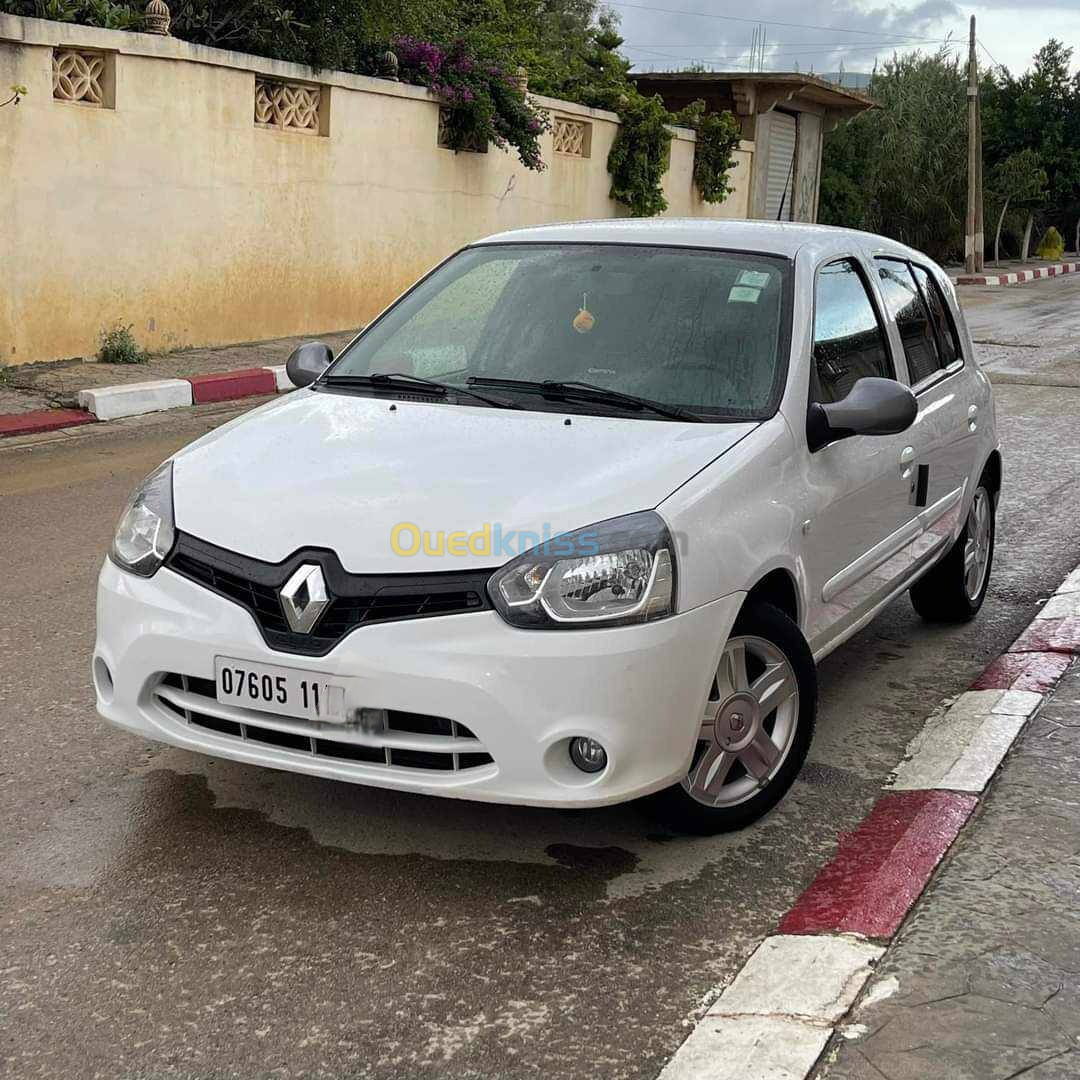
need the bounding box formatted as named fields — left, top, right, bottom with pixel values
left=807, top=376, right=917, bottom=453
left=285, top=341, right=334, bottom=388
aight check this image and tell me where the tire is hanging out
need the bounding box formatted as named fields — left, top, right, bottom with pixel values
left=649, top=601, right=817, bottom=835
left=910, top=481, right=996, bottom=623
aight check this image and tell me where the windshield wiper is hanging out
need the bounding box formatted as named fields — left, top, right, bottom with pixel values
left=321, top=371, right=519, bottom=410
left=467, top=377, right=703, bottom=421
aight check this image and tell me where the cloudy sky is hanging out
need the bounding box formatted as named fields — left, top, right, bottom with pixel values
left=615, top=1, right=1080, bottom=79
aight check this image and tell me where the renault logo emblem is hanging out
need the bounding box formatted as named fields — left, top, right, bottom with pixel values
left=279, top=564, right=330, bottom=634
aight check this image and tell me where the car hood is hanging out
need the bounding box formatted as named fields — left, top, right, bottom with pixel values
left=171, top=390, right=756, bottom=572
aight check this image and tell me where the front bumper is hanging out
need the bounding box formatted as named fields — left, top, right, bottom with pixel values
left=93, top=559, right=743, bottom=807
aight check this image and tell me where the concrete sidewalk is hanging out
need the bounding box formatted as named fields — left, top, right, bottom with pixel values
left=819, top=660, right=1080, bottom=1080
left=0, top=329, right=360, bottom=416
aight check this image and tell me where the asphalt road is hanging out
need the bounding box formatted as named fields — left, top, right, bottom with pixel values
left=3, top=278, right=1080, bottom=1079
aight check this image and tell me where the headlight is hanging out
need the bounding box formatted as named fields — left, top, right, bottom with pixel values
left=488, top=511, right=676, bottom=629
left=109, top=461, right=176, bottom=577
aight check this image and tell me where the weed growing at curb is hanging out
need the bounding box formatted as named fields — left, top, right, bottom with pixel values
left=98, top=324, right=150, bottom=365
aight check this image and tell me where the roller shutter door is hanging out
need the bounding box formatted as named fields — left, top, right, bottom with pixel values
left=765, top=111, right=798, bottom=221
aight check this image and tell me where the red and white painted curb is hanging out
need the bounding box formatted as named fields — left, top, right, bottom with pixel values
left=74, top=364, right=289, bottom=417
left=0, top=407, right=99, bottom=439
left=955, top=261, right=1080, bottom=286
left=0, top=364, right=292, bottom=439
left=660, top=565, right=1080, bottom=1080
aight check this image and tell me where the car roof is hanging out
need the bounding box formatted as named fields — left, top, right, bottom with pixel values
left=474, top=218, right=930, bottom=266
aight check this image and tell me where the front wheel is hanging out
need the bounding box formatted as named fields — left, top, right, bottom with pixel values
left=649, top=601, right=817, bottom=835
left=910, top=482, right=995, bottom=623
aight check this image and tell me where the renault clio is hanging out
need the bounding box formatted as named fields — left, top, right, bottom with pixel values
left=94, top=220, right=999, bottom=833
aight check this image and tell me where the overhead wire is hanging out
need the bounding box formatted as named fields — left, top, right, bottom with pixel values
left=606, top=1, right=959, bottom=40
left=977, top=38, right=1006, bottom=71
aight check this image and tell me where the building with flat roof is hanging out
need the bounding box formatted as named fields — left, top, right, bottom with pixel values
left=630, top=72, right=875, bottom=223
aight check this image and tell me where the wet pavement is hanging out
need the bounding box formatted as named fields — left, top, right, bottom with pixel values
left=3, top=280, right=1080, bottom=1077
left=818, top=659, right=1080, bottom=1080
left=961, top=273, right=1080, bottom=387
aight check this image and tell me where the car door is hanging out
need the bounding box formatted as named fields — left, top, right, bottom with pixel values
left=799, top=255, right=923, bottom=654
left=873, top=258, right=980, bottom=563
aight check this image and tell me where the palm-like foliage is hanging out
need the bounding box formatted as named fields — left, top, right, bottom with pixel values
left=821, top=49, right=967, bottom=261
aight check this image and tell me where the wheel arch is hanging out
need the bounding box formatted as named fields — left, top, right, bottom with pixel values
left=743, top=566, right=802, bottom=629
left=981, top=449, right=1002, bottom=500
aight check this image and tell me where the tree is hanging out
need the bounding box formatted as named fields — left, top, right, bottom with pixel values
left=987, top=149, right=1047, bottom=263
left=820, top=48, right=968, bottom=261
left=979, top=39, right=1080, bottom=254
left=823, top=38, right=1080, bottom=261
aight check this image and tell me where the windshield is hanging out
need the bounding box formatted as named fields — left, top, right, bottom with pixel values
left=328, top=243, right=792, bottom=419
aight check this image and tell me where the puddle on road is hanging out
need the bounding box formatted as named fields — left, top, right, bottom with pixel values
left=178, top=751, right=757, bottom=900
left=4, top=742, right=867, bottom=906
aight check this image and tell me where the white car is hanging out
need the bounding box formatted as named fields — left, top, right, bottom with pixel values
left=94, top=220, right=999, bottom=833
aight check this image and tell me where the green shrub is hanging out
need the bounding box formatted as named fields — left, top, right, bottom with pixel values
left=607, top=93, right=672, bottom=217
left=98, top=324, right=149, bottom=364
left=674, top=101, right=743, bottom=205
left=1036, top=225, right=1065, bottom=260
left=7, top=0, right=145, bottom=29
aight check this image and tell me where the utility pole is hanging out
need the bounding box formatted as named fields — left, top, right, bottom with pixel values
left=965, top=16, right=984, bottom=273
left=975, top=67, right=985, bottom=270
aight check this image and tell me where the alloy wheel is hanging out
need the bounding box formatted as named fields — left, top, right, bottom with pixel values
left=964, top=486, right=993, bottom=601
left=682, top=634, right=800, bottom=809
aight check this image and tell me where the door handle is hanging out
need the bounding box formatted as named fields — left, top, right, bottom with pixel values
left=900, top=445, right=915, bottom=479
left=968, top=404, right=978, bottom=432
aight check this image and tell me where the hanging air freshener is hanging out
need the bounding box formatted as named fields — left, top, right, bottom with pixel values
left=572, top=292, right=595, bottom=334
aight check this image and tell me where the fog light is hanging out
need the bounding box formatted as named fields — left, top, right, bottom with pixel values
left=569, top=737, right=607, bottom=774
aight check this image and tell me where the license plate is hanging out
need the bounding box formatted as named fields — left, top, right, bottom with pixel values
left=214, top=657, right=346, bottom=723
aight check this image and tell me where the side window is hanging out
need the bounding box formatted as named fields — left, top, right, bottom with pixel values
left=911, top=265, right=961, bottom=371
left=812, top=259, right=894, bottom=403
left=875, top=258, right=940, bottom=384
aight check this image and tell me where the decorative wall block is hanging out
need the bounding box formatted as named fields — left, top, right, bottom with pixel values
left=552, top=116, right=590, bottom=158
left=52, top=49, right=109, bottom=107
left=437, top=107, right=488, bottom=154
left=254, top=79, right=325, bottom=134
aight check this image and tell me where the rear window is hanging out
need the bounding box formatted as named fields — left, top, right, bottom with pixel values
left=911, top=265, right=962, bottom=371
left=875, top=258, right=963, bottom=385
left=875, top=259, right=940, bottom=384
left=331, top=243, right=793, bottom=419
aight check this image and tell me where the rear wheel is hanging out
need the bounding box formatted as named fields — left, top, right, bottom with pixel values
left=910, top=482, right=995, bottom=623
left=650, top=601, right=816, bottom=835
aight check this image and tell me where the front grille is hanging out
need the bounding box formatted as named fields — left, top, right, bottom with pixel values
left=155, top=673, right=495, bottom=772
left=165, top=532, right=494, bottom=656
